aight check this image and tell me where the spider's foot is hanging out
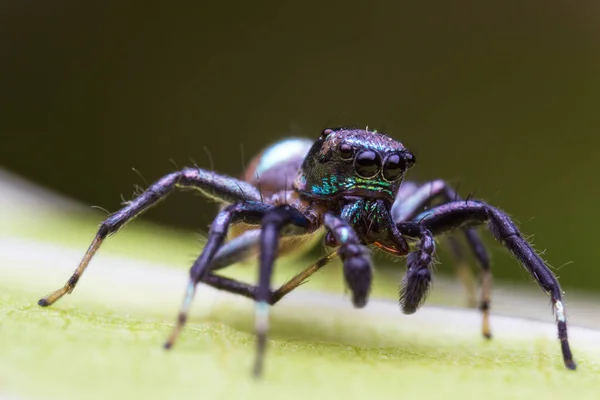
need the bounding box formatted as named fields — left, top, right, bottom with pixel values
left=480, top=301, right=492, bottom=339
left=38, top=298, right=50, bottom=307
left=164, top=312, right=187, bottom=350
left=38, top=287, right=70, bottom=307
left=482, top=320, right=492, bottom=340
left=252, top=345, right=265, bottom=379
left=561, top=339, right=577, bottom=370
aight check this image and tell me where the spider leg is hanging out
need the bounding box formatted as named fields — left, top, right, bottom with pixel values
left=253, top=205, right=313, bottom=377
left=167, top=214, right=320, bottom=366
left=164, top=201, right=272, bottom=349
left=394, top=180, right=492, bottom=338
left=270, top=250, right=338, bottom=303
left=204, top=226, right=337, bottom=300
left=395, top=222, right=436, bottom=314
left=38, top=168, right=262, bottom=307
left=445, top=235, right=477, bottom=307
left=417, top=200, right=576, bottom=370
left=323, top=213, right=373, bottom=308
left=210, top=227, right=325, bottom=272
left=202, top=250, right=338, bottom=303
left=210, top=229, right=262, bottom=271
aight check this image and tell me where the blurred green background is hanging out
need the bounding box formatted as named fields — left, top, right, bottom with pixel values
left=1, top=2, right=599, bottom=291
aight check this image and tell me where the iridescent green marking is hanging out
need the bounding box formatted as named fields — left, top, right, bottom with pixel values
left=342, top=201, right=364, bottom=225
left=311, top=176, right=392, bottom=197
left=341, top=199, right=387, bottom=227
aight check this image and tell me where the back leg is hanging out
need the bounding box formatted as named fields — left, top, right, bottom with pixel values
left=38, top=168, right=262, bottom=307
left=445, top=236, right=477, bottom=308
left=416, top=200, right=575, bottom=370
left=393, top=180, right=492, bottom=338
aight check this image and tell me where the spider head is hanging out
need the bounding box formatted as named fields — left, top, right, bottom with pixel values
left=294, top=128, right=415, bottom=202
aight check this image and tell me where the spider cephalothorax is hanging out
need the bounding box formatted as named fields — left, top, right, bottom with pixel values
left=295, top=128, right=415, bottom=201
left=39, top=127, right=576, bottom=378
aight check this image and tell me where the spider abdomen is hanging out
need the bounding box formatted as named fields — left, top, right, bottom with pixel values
left=242, top=138, right=313, bottom=197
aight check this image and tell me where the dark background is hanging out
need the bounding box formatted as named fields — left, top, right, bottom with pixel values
left=2, top=2, right=599, bottom=291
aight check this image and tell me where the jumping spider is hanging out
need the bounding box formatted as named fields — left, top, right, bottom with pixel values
left=39, top=128, right=576, bottom=376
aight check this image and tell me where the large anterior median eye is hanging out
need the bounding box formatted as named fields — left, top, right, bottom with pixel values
left=354, top=150, right=381, bottom=178
left=382, top=153, right=405, bottom=181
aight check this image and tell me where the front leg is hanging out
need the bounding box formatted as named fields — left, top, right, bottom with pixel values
left=417, top=200, right=576, bottom=370
left=395, top=222, right=436, bottom=314
left=323, top=213, right=373, bottom=308
left=394, top=181, right=490, bottom=276
left=38, top=168, right=262, bottom=307
left=394, top=179, right=492, bottom=337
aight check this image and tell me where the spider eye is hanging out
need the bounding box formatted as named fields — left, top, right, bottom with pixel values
left=354, top=150, right=382, bottom=179
left=338, top=143, right=354, bottom=160
left=321, top=128, right=334, bottom=138
left=405, top=152, right=416, bottom=168
left=382, top=153, right=405, bottom=181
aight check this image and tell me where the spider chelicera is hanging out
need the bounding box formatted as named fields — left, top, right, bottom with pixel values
left=39, top=128, right=576, bottom=377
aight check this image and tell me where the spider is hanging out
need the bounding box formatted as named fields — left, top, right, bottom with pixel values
left=38, top=127, right=576, bottom=377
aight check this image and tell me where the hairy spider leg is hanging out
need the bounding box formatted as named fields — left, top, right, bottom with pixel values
left=394, top=180, right=492, bottom=338
left=253, top=205, right=313, bottom=378
left=164, top=209, right=323, bottom=374
left=202, top=250, right=339, bottom=304
left=394, top=181, right=478, bottom=307
left=322, top=213, right=373, bottom=308
left=164, top=201, right=273, bottom=350
left=166, top=226, right=338, bottom=374
left=38, top=168, right=262, bottom=307
left=395, top=222, right=437, bottom=314
left=416, top=200, right=576, bottom=370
